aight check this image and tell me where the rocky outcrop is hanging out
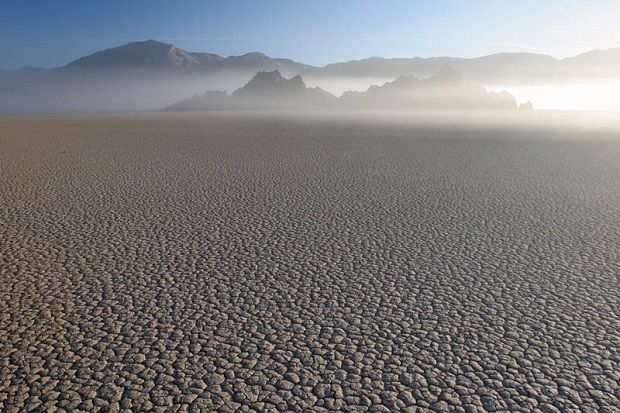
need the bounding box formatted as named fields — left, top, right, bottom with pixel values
left=165, top=70, right=337, bottom=110
left=166, top=66, right=517, bottom=111
left=341, top=65, right=517, bottom=109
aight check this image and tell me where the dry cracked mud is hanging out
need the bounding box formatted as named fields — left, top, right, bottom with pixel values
left=1, top=114, right=619, bottom=412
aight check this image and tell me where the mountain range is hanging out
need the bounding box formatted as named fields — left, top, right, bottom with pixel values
left=55, top=40, right=313, bottom=74
left=1, top=39, right=619, bottom=112
left=4, top=39, right=619, bottom=81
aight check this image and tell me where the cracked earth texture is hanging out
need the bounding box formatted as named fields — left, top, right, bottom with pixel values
left=1, top=114, right=619, bottom=412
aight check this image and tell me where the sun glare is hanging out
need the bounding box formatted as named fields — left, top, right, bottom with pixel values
left=488, top=80, right=620, bottom=112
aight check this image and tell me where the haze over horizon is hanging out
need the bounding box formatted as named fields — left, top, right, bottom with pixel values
left=1, top=1, right=619, bottom=112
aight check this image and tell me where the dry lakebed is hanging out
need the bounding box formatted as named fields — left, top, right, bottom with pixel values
left=1, top=113, right=619, bottom=412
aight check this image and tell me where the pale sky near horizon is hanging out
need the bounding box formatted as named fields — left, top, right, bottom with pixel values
left=1, top=0, right=620, bottom=70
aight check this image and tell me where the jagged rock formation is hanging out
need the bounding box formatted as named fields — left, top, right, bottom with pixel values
left=165, top=70, right=337, bottom=110
left=233, top=71, right=307, bottom=96
left=340, top=65, right=516, bottom=109
left=167, top=66, right=517, bottom=111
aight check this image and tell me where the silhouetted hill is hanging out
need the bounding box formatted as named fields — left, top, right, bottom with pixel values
left=167, top=67, right=516, bottom=111
left=66, top=40, right=202, bottom=68
left=166, top=70, right=336, bottom=110
left=58, top=40, right=312, bottom=74
left=316, top=56, right=463, bottom=78
left=562, top=47, right=620, bottom=77
left=312, top=53, right=564, bottom=82
left=564, top=47, right=620, bottom=65
left=4, top=39, right=620, bottom=81
left=340, top=65, right=516, bottom=109
left=304, top=49, right=620, bottom=82
left=233, top=70, right=307, bottom=95
left=221, top=52, right=311, bottom=72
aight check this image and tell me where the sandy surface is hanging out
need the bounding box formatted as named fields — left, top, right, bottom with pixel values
left=1, top=114, right=619, bottom=412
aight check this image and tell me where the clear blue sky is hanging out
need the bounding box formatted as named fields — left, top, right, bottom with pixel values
left=1, top=0, right=619, bottom=70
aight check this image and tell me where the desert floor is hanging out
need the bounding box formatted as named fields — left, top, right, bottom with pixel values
left=1, top=113, right=619, bottom=412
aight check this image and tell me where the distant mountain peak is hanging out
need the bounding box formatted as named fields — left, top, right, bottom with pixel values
left=565, top=46, right=620, bottom=62
left=240, top=51, right=268, bottom=58
left=66, top=39, right=199, bottom=68
left=141, top=39, right=168, bottom=45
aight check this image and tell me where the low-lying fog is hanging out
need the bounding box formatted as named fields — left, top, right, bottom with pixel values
left=215, top=109, right=620, bottom=133
left=305, top=77, right=620, bottom=112
left=303, top=76, right=393, bottom=96
left=486, top=79, right=620, bottom=112
left=2, top=71, right=619, bottom=114
left=0, top=72, right=254, bottom=113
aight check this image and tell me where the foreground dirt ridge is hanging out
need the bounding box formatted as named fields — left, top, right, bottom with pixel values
left=0, top=115, right=619, bottom=412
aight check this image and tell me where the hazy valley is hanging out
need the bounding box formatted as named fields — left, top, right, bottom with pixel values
left=2, top=39, right=620, bottom=112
